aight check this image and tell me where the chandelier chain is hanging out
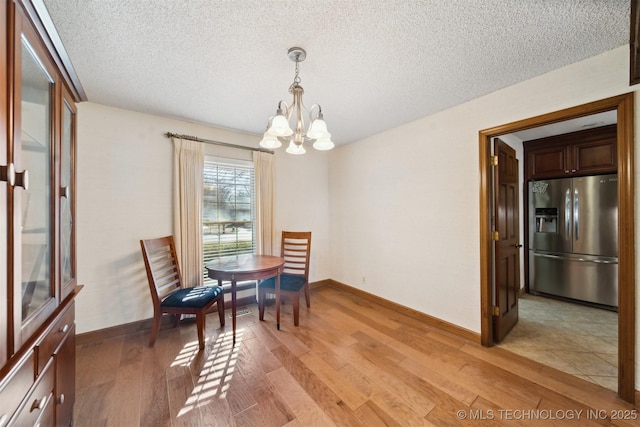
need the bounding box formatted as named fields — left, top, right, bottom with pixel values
left=289, top=61, right=302, bottom=92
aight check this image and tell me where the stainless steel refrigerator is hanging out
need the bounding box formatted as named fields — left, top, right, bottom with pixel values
left=528, top=174, right=618, bottom=309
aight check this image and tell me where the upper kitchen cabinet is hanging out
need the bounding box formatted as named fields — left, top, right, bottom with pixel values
left=524, top=124, right=617, bottom=180
left=0, top=1, right=86, bottom=425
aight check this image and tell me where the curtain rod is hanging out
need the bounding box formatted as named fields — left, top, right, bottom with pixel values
left=164, top=132, right=273, bottom=154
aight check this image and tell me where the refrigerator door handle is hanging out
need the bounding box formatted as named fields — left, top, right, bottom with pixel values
left=574, top=187, right=579, bottom=241
left=565, top=188, right=571, bottom=240
left=532, top=252, right=618, bottom=264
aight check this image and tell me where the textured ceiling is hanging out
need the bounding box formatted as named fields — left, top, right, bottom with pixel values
left=42, top=0, right=629, bottom=146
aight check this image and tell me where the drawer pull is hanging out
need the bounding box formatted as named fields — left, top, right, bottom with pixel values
left=15, top=169, right=29, bottom=190
left=58, top=393, right=65, bottom=404
left=30, top=395, right=47, bottom=412
left=0, top=163, right=14, bottom=186
left=0, top=413, right=8, bottom=427
left=59, top=324, right=69, bottom=333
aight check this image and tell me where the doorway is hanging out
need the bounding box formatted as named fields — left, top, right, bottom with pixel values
left=478, top=93, right=635, bottom=403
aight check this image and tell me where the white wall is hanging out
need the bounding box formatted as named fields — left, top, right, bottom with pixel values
left=328, top=45, right=636, bottom=369
left=273, top=149, right=331, bottom=272
left=75, top=103, right=331, bottom=333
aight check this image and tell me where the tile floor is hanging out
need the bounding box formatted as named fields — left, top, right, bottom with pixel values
left=498, top=293, right=618, bottom=391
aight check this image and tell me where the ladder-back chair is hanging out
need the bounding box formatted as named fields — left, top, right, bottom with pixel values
left=258, top=231, right=311, bottom=326
left=140, top=236, right=225, bottom=349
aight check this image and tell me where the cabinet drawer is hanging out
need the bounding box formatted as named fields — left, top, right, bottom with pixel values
left=36, top=303, right=74, bottom=374
left=0, top=350, right=35, bottom=426
left=8, top=359, right=54, bottom=427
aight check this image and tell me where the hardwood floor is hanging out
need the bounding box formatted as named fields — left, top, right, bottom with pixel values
left=74, top=286, right=639, bottom=426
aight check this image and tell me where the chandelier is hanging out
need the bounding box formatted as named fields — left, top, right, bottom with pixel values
left=259, top=47, right=334, bottom=154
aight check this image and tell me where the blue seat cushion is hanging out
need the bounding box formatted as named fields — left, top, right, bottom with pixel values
left=161, top=286, right=223, bottom=309
left=259, top=274, right=306, bottom=292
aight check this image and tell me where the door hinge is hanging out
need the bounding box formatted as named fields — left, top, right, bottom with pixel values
left=491, top=155, right=498, bottom=166
left=492, top=230, right=499, bottom=241
left=492, top=306, right=500, bottom=317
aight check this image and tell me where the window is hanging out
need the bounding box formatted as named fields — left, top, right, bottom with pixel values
left=202, top=156, right=256, bottom=284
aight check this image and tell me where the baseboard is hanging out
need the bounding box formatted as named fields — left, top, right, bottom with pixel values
left=77, top=278, right=479, bottom=346
left=310, top=278, right=332, bottom=290
left=76, top=294, right=257, bottom=346
left=325, top=279, right=481, bottom=343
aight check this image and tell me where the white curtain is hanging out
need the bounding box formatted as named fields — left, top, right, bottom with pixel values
left=253, top=151, right=274, bottom=255
left=172, top=137, right=204, bottom=287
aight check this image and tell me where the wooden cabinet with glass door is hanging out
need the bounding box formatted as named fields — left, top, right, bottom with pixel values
left=0, top=0, right=7, bottom=373
left=0, top=1, right=86, bottom=426
left=12, top=0, right=59, bottom=348
left=59, top=86, right=77, bottom=301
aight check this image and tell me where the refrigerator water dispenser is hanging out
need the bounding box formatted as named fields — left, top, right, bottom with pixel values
left=534, top=207, right=558, bottom=233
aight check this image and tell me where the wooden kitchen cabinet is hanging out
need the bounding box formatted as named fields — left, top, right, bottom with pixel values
left=524, top=143, right=568, bottom=178
left=525, top=124, right=617, bottom=180
left=0, top=1, right=86, bottom=426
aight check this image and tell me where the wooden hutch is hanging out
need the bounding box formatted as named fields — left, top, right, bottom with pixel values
left=0, top=0, right=85, bottom=426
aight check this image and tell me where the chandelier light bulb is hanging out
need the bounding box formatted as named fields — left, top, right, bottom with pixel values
left=259, top=132, right=282, bottom=149
left=307, top=118, right=330, bottom=140
left=312, top=137, right=335, bottom=151
left=267, top=113, right=293, bottom=137
left=286, top=140, right=306, bottom=155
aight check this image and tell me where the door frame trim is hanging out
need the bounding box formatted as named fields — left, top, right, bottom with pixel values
left=478, top=93, right=635, bottom=403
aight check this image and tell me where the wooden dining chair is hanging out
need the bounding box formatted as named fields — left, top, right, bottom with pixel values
left=140, top=235, right=225, bottom=349
left=258, top=231, right=311, bottom=326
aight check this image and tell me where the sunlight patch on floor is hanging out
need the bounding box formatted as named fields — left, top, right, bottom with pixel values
left=175, top=328, right=244, bottom=419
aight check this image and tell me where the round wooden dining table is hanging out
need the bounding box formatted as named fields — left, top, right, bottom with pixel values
left=205, top=254, right=285, bottom=344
